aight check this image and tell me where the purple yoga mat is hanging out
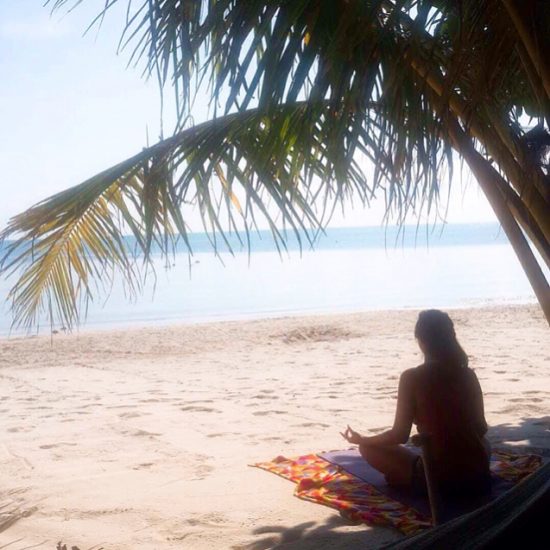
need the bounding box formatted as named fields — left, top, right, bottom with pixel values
left=319, top=448, right=517, bottom=520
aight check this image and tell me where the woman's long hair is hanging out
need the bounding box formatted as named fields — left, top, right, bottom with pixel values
left=414, top=310, right=468, bottom=368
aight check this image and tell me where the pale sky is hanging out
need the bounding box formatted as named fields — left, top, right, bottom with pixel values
left=0, top=0, right=498, bottom=230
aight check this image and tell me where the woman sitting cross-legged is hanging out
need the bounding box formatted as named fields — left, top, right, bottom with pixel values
left=341, top=309, right=491, bottom=497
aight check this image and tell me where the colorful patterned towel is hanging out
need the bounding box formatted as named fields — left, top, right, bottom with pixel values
left=252, top=449, right=543, bottom=536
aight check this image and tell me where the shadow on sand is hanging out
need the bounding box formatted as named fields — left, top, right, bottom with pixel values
left=237, top=415, right=550, bottom=550
left=236, top=514, right=398, bottom=550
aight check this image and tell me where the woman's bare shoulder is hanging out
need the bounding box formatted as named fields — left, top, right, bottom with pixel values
left=400, top=365, right=425, bottom=384
left=403, top=363, right=428, bottom=376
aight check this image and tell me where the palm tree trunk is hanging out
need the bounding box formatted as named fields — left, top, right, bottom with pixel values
left=405, top=52, right=550, bottom=272
left=407, top=57, right=550, bottom=235
left=482, top=108, right=550, bottom=207
left=396, top=5, right=550, bottom=207
left=448, top=121, right=550, bottom=325
left=496, top=182, right=550, bottom=270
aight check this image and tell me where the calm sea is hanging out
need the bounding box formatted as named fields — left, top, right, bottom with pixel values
left=0, top=223, right=540, bottom=335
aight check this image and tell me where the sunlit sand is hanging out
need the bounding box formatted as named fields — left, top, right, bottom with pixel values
left=0, top=305, right=548, bottom=548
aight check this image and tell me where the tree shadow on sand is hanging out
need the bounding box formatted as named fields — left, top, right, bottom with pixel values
left=234, top=514, right=398, bottom=550
left=238, top=415, right=550, bottom=549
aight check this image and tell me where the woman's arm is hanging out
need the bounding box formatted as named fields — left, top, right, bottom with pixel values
left=342, top=369, right=415, bottom=447
left=469, top=369, right=488, bottom=436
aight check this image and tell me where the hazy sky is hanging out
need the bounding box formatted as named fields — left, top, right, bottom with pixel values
left=0, top=1, right=498, bottom=230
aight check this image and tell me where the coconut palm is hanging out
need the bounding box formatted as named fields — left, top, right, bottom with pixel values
left=1, top=0, right=549, bottom=329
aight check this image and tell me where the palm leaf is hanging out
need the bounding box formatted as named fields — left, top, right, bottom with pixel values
left=6, top=0, right=547, bottom=328
left=1, top=92, right=454, bottom=330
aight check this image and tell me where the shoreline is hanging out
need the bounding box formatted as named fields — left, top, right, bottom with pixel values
left=0, top=299, right=540, bottom=340
left=0, top=303, right=547, bottom=548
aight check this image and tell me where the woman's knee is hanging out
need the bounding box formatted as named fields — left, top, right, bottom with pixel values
left=360, top=444, right=414, bottom=486
left=359, top=443, right=383, bottom=466
left=359, top=442, right=371, bottom=460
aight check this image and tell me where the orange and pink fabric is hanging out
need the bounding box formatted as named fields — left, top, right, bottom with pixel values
left=253, top=449, right=543, bottom=535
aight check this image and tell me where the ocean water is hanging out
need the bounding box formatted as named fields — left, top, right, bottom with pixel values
left=0, top=223, right=539, bottom=335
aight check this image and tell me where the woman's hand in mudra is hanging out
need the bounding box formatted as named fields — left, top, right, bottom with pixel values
left=340, top=425, right=363, bottom=445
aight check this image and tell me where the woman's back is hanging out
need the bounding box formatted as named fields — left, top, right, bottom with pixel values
left=412, top=362, right=491, bottom=493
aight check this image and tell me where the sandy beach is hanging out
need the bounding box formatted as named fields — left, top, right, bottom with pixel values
left=0, top=305, right=548, bottom=549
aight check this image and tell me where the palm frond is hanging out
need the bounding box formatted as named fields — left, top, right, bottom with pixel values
left=1, top=91, right=457, bottom=330
left=10, top=0, right=548, bottom=327
left=0, top=158, right=181, bottom=329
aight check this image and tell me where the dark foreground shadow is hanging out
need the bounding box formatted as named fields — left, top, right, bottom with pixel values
left=237, top=416, right=550, bottom=549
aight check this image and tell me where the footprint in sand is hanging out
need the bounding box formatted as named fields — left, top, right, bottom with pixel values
left=296, top=422, right=329, bottom=428
left=132, top=462, right=154, bottom=470
left=119, top=412, right=142, bottom=419
left=180, top=405, right=218, bottom=413
left=130, top=429, right=161, bottom=437
left=39, top=442, right=77, bottom=450
left=74, top=507, right=132, bottom=518
left=180, top=513, right=228, bottom=528
left=192, top=463, right=214, bottom=480
left=252, top=394, right=278, bottom=400
left=252, top=410, right=286, bottom=416
left=369, top=427, right=390, bottom=434
left=7, top=426, right=34, bottom=433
